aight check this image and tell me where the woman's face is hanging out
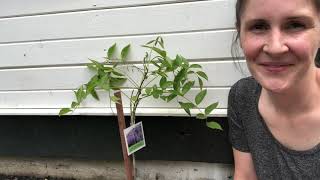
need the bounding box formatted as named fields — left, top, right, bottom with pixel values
left=239, top=0, right=320, bottom=93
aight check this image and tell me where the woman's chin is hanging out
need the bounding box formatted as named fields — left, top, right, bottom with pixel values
left=260, top=79, right=290, bottom=94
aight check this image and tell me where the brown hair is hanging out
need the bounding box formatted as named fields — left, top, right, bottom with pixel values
left=231, top=0, right=246, bottom=61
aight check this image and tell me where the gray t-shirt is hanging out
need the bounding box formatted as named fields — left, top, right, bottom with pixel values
left=228, top=77, right=320, bottom=180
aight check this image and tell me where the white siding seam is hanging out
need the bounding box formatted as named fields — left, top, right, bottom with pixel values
left=0, top=87, right=231, bottom=93
left=0, top=60, right=246, bottom=71
left=0, top=28, right=235, bottom=45
left=0, top=108, right=228, bottom=117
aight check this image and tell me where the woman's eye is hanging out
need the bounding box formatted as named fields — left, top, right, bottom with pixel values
left=249, top=23, right=268, bottom=32
left=286, top=22, right=306, bottom=30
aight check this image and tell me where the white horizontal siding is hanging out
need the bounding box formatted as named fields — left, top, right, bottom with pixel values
left=0, top=61, right=248, bottom=91
left=0, top=0, right=245, bottom=117
left=0, top=0, right=235, bottom=43
left=0, top=31, right=235, bottom=68
left=0, top=88, right=227, bottom=109
left=0, top=0, right=208, bottom=18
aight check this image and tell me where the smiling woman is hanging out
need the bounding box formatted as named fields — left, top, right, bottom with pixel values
left=228, top=0, right=320, bottom=179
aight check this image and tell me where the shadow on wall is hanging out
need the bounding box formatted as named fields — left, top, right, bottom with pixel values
left=0, top=116, right=233, bottom=164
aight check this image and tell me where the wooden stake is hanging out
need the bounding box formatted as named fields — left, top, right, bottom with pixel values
left=114, top=91, right=134, bottom=180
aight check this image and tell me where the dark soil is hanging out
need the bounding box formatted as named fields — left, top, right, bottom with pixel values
left=0, top=174, right=76, bottom=180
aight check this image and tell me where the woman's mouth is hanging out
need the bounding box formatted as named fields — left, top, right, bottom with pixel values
left=260, top=63, right=293, bottom=73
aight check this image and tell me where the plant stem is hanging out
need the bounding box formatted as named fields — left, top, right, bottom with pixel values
left=131, top=75, right=146, bottom=125
left=129, top=47, right=155, bottom=125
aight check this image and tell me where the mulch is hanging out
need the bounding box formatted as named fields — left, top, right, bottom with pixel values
left=0, top=174, right=76, bottom=180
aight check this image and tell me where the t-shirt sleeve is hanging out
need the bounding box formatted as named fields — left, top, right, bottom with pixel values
left=227, top=83, right=250, bottom=152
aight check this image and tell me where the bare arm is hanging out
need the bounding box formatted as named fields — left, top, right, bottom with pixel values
left=233, top=148, right=257, bottom=180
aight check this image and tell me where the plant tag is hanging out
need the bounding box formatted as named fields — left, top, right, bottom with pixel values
left=124, top=122, right=146, bottom=155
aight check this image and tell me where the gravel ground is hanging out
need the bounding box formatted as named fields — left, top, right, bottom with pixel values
left=0, top=174, right=76, bottom=180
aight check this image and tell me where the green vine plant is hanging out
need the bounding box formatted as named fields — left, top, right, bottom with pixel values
left=59, top=37, right=222, bottom=130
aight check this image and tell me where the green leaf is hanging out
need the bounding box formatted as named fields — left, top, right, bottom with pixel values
left=151, top=60, right=161, bottom=69
left=59, top=108, right=72, bottom=116
left=89, top=59, right=104, bottom=70
left=159, top=37, right=164, bottom=49
left=162, top=81, right=173, bottom=89
left=172, top=58, right=179, bottom=70
left=190, top=64, right=202, bottom=69
left=205, top=102, right=219, bottom=115
left=154, top=36, right=164, bottom=48
left=166, top=93, right=177, bottom=102
left=98, top=74, right=111, bottom=91
left=121, top=44, right=131, bottom=61
left=195, top=89, right=207, bottom=105
left=111, top=74, right=127, bottom=80
left=112, top=70, right=125, bottom=77
left=206, top=121, right=223, bottom=130
left=101, top=83, right=111, bottom=91
left=178, top=102, right=195, bottom=116
left=145, top=87, right=152, bottom=95
left=146, top=40, right=155, bottom=45
left=142, top=45, right=166, bottom=58
left=160, top=95, right=167, bottom=101
left=181, top=78, right=187, bottom=85
left=162, top=57, right=173, bottom=70
left=180, top=102, right=195, bottom=109
left=110, top=75, right=127, bottom=86
left=73, top=90, right=77, bottom=98
left=90, top=89, right=100, bottom=100
left=71, top=101, right=79, bottom=108
left=86, top=75, right=99, bottom=94
left=198, top=77, right=203, bottom=90
left=181, top=81, right=194, bottom=95
left=160, top=76, right=167, bottom=88
left=197, top=71, right=208, bottom=81
left=98, top=69, right=106, bottom=77
left=87, top=63, right=96, bottom=71
left=76, top=86, right=86, bottom=103
left=103, top=66, right=114, bottom=72
left=179, top=55, right=189, bottom=68
left=131, top=96, right=138, bottom=101
left=173, top=81, right=181, bottom=95
left=107, top=43, right=117, bottom=59
left=179, top=102, right=191, bottom=116
left=174, top=68, right=187, bottom=85
left=152, top=92, right=160, bottom=99
left=111, top=96, right=120, bottom=104
left=152, top=85, right=162, bottom=99
left=157, top=71, right=168, bottom=78
left=196, top=113, right=207, bottom=119
left=175, top=55, right=183, bottom=66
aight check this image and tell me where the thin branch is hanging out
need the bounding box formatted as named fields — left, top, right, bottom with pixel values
left=113, top=67, right=140, bottom=88
left=142, top=74, right=160, bottom=89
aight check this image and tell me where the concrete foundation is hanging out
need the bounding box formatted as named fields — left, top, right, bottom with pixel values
left=0, top=157, right=233, bottom=180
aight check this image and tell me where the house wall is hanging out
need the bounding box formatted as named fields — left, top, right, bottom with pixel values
left=0, top=0, right=249, bottom=117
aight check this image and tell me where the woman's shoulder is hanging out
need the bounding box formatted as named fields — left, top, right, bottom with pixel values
left=230, top=76, right=260, bottom=96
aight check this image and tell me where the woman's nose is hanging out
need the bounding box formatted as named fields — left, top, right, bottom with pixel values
left=263, top=29, right=289, bottom=56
